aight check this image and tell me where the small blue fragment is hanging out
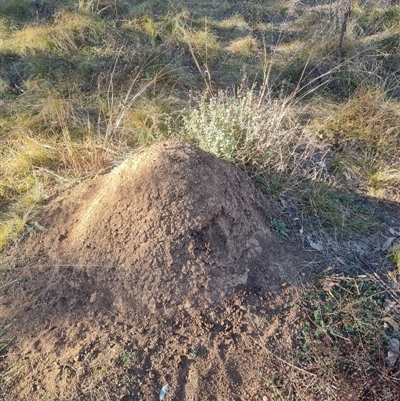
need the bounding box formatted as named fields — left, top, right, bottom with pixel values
left=159, top=384, right=169, bottom=400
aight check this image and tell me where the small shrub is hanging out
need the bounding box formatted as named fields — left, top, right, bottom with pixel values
left=181, top=88, right=308, bottom=173
left=270, top=218, right=290, bottom=239
left=117, top=350, right=139, bottom=367
left=188, top=346, right=199, bottom=358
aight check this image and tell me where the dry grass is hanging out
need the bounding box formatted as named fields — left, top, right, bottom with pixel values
left=311, top=89, right=400, bottom=200
left=1, top=2, right=399, bottom=253
left=1, top=0, right=399, bottom=260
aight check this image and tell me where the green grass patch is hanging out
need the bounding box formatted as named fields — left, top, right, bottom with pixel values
left=355, top=5, right=400, bottom=36
left=0, top=0, right=32, bottom=21
left=297, top=274, right=392, bottom=379
left=297, top=182, right=379, bottom=234
left=310, top=276, right=385, bottom=340
left=390, top=245, right=400, bottom=271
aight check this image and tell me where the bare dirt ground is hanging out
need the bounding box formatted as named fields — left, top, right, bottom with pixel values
left=0, top=142, right=398, bottom=400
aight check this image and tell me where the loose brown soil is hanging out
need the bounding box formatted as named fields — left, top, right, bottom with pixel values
left=0, top=141, right=397, bottom=400
left=6, top=141, right=309, bottom=316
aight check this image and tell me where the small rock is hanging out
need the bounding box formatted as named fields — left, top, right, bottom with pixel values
left=382, top=237, right=396, bottom=252
left=385, top=338, right=400, bottom=368
left=307, top=235, right=323, bottom=251
left=89, top=292, right=97, bottom=303
left=382, top=317, right=399, bottom=334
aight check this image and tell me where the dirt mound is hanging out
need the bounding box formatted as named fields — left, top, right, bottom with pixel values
left=10, top=141, right=304, bottom=317
left=1, top=141, right=320, bottom=400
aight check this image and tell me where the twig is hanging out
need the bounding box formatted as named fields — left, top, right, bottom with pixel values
left=0, top=280, right=21, bottom=290
left=180, top=23, right=213, bottom=96
left=337, top=0, right=352, bottom=61
left=33, top=167, right=69, bottom=183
